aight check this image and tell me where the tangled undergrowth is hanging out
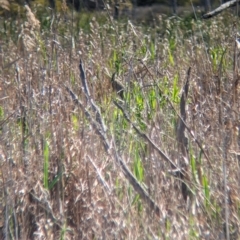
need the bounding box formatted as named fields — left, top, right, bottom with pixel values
left=0, top=4, right=240, bottom=239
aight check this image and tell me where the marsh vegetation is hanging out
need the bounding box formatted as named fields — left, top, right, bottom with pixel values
left=0, top=3, right=240, bottom=239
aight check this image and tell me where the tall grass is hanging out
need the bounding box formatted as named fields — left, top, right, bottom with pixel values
left=0, top=3, right=240, bottom=239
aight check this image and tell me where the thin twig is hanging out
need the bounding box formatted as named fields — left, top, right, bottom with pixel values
left=65, top=86, right=110, bottom=151
left=87, top=155, right=111, bottom=194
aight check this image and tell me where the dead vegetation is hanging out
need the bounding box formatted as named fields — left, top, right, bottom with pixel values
left=0, top=4, right=240, bottom=239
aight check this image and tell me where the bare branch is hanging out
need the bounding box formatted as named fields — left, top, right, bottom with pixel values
left=203, top=0, right=238, bottom=19
left=79, top=59, right=107, bottom=132
left=113, top=100, right=179, bottom=171
left=66, top=85, right=161, bottom=217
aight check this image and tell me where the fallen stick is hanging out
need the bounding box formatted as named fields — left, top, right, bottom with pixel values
left=203, top=0, right=239, bottom=19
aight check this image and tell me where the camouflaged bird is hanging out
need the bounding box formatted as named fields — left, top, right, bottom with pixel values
left=111, top=73, right=125, bottom=99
